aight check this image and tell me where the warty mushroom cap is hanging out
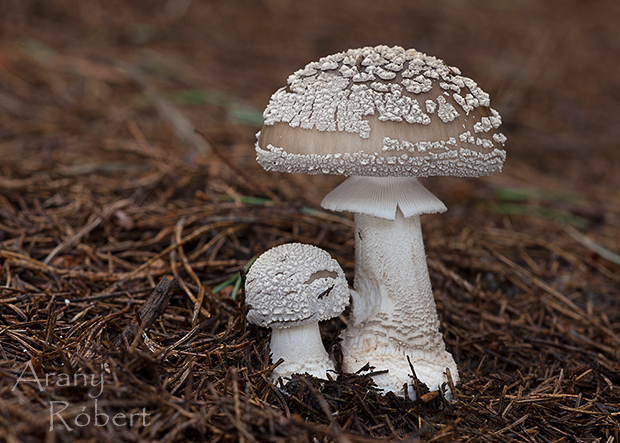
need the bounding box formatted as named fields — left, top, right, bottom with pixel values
left=245, top=243, right=350, bottom=329
left=256, top=45, right=506, bottom=178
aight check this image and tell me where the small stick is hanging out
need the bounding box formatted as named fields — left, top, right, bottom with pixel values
left=238, top=266, right=248, bottom=333
left=116, top=276, right=179, bottom=349
left=45, top=296, right=57, bottom=345
left=407, top=355, right=422, bottom=400
left=446, top=367, right=457, bottom=401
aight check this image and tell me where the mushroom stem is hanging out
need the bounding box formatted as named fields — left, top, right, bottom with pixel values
left=341, top=209, right=458, bottom=397
left=270, top=322, right=335, bottom=380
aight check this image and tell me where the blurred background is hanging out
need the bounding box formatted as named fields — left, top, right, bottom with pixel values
left=1, top=0, right=618, bottom=199
left=1, top=0, right=619, bottom=303
left=2, top=0, right=619, bottom=300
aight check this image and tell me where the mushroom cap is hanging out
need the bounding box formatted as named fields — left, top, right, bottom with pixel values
left=256, top=45, right=506, bottom=178
left=245, top=243, right=350, bottom=329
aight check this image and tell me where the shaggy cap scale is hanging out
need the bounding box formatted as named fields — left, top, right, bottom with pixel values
left=245, top=243, right=350, bottom=329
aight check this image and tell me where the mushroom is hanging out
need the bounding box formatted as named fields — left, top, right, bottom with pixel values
left=254, top=46, right=507, bottom=398
left=245, top=243, right=350, bottom=380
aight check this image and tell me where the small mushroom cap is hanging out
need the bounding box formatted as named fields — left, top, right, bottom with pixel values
left=256, top=45, right=506, bottom=178
left=245, top=243, right=350, bottom=329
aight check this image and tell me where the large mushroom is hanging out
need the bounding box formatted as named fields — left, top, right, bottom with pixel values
left=255, top=46, right=506, bottom=398
left=245, top=243, right=350, bottom=380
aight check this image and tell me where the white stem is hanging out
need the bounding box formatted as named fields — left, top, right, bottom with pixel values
left=270, top=322, right=335, bottom=380
left=341, top=209, right=458, bottom=397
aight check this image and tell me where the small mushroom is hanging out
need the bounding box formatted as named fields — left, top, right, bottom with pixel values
left=245, top=243, right=350, bottom=380
left=255, top=46, right=507, bottom=398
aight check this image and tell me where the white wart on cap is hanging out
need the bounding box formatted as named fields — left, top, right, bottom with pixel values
left=245, top=243, right=349, bottom=329
left=256, top=45, right=506, bottom=178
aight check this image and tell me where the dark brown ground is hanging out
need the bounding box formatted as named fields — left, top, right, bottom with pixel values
left=0, top=0, right=619, bottom=442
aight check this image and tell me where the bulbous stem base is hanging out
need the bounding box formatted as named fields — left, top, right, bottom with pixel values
left=340, top=210, right=458, bottom=398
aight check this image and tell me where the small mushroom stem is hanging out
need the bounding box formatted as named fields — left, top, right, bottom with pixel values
left=270, top=322, right=335, bottom=380
left=341, top=209, right=458, bottom=397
